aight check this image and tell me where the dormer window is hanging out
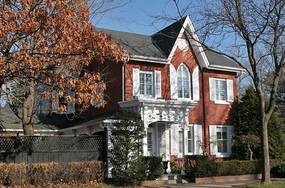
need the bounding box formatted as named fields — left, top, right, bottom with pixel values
left=177, top=64, right=191, bottom=99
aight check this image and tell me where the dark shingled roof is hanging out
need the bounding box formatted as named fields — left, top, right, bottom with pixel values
left=96, top=17, right=240, bottom=69
left=96, top=28, right=166, bottom=59
left=204, top=49, right=242, bottom=69
left=151, top=16, right=187, bottom=57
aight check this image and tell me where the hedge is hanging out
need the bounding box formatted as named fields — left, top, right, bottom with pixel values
left=184, top=155, right=281, bottom=180
left=0, top=161, right=103, bottom=187
left=271, top=162, right=285, bottom=178
left=142, top=156, right=164, bottom=180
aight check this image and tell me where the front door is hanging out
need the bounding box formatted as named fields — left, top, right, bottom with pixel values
left=157, top=123, right=166, bottom=156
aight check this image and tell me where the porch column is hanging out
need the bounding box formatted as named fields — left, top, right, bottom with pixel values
left=165, top=123, right=171, bottom=161
left=165, top=123, right=171, bottom=174
left=142, top=121, right=149, bottom=156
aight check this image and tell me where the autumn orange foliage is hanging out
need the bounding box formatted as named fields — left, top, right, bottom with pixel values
left=0, top=0, right=127, bottom=134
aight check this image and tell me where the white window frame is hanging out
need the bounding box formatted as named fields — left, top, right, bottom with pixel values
left=210, top=78, right=234, bottom=104
left=186, top=126, right=194, bottom=155
left=147, top=128, right=155, bottom=156
left=210, top=125, right=233, bottom=158
left=178, top=130, right=184, bottom=154
left=177, top=64, right=192, bottom=100
left=139, top=70, right=154, bottom=97
left=214, top=78, right=227, bottom=103
left=216, top=126, right=228, bottom=154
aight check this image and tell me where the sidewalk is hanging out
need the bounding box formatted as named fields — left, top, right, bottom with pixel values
left=161, top=180, right=255, bottom=188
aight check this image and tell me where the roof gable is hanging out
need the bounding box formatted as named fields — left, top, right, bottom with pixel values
left=151, top=16, right=187, bottom=57
left=95, top=16, right=243, bottom=72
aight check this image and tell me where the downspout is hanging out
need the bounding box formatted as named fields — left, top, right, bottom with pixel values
left=201, top=69, right=208, bottom=155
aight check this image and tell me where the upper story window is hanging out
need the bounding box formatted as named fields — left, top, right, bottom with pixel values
left=139, top=71, right=153, bottom=96
left=215, top=79, right=227, bottom=101
left=133, top=68, right=161, bottom=98
left=170, top=64, right=199, bottom=101
left=209, top=78, right=234, bottom=103
left=177, top=64, right=191, bottom=99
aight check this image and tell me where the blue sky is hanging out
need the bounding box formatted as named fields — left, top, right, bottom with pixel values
left=91, top=0, right=201, bottom=35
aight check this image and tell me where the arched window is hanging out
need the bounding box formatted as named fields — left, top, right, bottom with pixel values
left=177, top=64, right=191, bottom=98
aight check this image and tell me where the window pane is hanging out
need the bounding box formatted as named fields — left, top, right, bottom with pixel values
left=184, top=89, right=190, bottom=98
left=217, top=132, right=221, bottom=139
left=147, top=132, right=152, bottom=153
left=179, top=131, right=183, bottom=153
left=217, top=140, right=222, bottom=152
left=222, top=130, right=227, bottom=139
left=178, top=65, right=190, bottom=98
left=146, top=85, right=152, bottom=95
left=139, top=72, right=153, bottom=96
left=188, top=139, right=193, bottom=153
left=215, top=80, right=227, bottom=101
left=140, top=83, right=145, bottom=95
left=216, top=127, right=229, bottom=153
left=178, top=77, right=182, bottom=98
left=146, top=74, right=152, bottom=84
left=178, top=90, right=183, bottom=98
left=140, top=73, right=144, bottom=83
left=188, top=129, right=193, bottom=153
left=223, top=140, right=228, bottom=152
left=188, top=129, right=192, bottom=139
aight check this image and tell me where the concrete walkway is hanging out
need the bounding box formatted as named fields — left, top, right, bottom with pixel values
left=162, top=181, right=253, bottom=188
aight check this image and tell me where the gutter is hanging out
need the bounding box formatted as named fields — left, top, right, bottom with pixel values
left=0, top=129, right=58, bottom=133
left=130, top=55, right=168, bottom=64
left=208, top=65, right=245, bottom=73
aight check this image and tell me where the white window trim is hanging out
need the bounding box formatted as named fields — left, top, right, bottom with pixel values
left=177, top=64, right=192, bottom=100
left=176, top=125, right=195, bottom=157
left=178, top=130, right=184, bottom=157
left=186, top=125, right=194, bottom=155
left=147, top=127, right=155, bottom=156
left=210, top=77, right=233, bottom=104
left=210, top=125, right=233, bottom=158
left=139, top=70, right=154, bottom=98
left=214, top=100, right=230, bottom=105
left=214, top=78, right=227, bottom=102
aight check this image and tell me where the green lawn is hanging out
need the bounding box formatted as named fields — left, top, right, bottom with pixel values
left=238, top=182, right=285, bottom=188
left=42, top=184, right=115, bottom=188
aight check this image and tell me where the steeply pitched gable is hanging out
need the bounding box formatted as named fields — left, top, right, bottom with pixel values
left=151, top=16, right=187, bottom=57
left=95, top=16, right=243, bottom=72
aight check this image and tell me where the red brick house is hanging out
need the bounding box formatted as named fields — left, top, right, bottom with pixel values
left=60, top=15, right=243, bottom=164
left=0, top=16, right=244, bottom=173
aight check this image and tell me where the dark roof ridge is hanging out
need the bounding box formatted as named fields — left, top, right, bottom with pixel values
left=95, top=27, right=150, bottom=38
left=151, top=16, right=187, bottom=37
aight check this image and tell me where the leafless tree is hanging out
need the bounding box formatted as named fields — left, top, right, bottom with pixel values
left=88, top=0, right=131, bottom=20
left=160, top=0, right=285, bottom=183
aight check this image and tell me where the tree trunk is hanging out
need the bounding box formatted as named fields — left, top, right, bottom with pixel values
left=256, top=86, right=271, bottom=183
left=22, top=83, right=35, bottom=136
left=248, top=144, right=253, bottom=161
left=261, top=114, right=271, bottom=183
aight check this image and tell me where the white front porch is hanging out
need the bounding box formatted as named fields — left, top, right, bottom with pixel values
left=146, top=121, right=203, bottom=161
left=119, top=99, right=203, bottom=163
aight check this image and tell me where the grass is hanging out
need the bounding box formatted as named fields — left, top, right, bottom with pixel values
left=237, top=181, right=285, bottom=188
left=59, top=184, right=117, bottom=188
